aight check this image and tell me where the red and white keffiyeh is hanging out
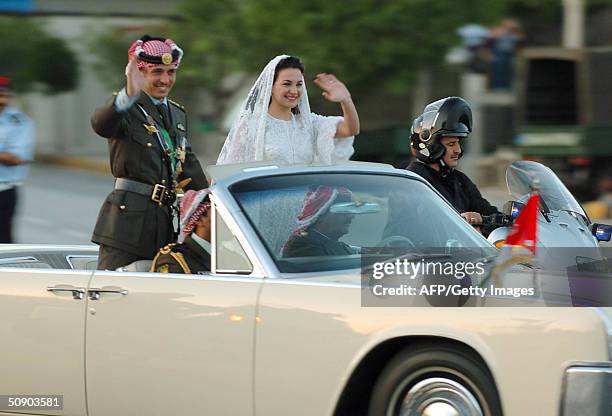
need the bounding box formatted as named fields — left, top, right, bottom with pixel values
left=179, top=189, right=211, bottom=243
left=127, top=36, right=183, bottom=69
left=296, top=186, right=353, bottom=228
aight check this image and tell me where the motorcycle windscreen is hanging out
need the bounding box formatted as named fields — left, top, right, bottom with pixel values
left=506, top=160, right=586, bottom=218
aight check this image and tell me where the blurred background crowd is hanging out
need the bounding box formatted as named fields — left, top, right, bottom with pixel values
left=1, top=0, right=612, bottom=242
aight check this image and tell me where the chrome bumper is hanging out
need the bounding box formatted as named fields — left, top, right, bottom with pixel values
left=560, top=362, right=612, bottom=415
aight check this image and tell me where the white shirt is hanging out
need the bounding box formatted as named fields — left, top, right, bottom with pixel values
left=0, top=106, right=35, bottom=188
left=114, top=88, right=168, bottom=111
left=191, top=233, right=211, bottom=254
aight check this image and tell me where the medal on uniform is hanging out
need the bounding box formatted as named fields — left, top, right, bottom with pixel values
left=176, top=146, right=186, bottom=164
left=175, top=178, right=192, bottom=194
left=179, top=137, right=188, bottom=163
left=143, top=123, right=158, bottom=135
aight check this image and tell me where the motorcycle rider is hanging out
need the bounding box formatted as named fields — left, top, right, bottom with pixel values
left=407, top=96, right=499, bottom=228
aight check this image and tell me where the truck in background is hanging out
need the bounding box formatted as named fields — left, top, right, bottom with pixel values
left=514, top=46, right=612, bottom=202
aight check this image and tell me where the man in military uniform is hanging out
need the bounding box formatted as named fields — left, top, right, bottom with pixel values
left=151, top=188, right=211, bottom=274
left=91, top=35, right=207, bottom=270
left=0, top=77, right=36, bottom=243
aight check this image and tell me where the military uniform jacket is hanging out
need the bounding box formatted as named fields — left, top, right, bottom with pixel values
left=91, top=92, right=207, bottom=258
left=151, top=235, right=211, bottom=274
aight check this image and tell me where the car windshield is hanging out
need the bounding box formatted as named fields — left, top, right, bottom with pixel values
left=231, top=173, right=496, bottom=273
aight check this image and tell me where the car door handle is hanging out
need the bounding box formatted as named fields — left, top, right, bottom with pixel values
left=47, top=286, right=87, bottom=300
left=88, top=288, right=129, bottom=300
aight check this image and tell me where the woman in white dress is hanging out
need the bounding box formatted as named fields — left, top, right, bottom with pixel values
left=216, top=55, right=360, bottom=165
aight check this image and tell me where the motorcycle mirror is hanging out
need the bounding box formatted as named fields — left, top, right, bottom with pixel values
left=591, top=223, right=612, bottom=242
left=503, top=201, right=524, bottom=220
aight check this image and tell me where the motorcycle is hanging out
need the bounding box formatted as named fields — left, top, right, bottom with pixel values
left=485, top=160, right=611, bottom=253
left=481, top=161, right=612, bottom=305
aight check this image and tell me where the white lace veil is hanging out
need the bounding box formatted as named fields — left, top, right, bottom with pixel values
left=216, top=54, right=315, bottom=164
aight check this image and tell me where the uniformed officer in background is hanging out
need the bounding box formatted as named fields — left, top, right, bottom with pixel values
left=91, top=35, right=207, bottom=270
left=0, top=77, right=36, bottom=243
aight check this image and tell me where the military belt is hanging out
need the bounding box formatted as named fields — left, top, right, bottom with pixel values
left=114, top=178, right=176, bottom=206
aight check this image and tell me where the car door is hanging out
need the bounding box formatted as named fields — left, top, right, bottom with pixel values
left=0, top=268, right=91, bottom=415
left=84, top=202, right=263, bottom=416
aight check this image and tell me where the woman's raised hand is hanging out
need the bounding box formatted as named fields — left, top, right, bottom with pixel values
left=314, top=73, right=351, bottom=103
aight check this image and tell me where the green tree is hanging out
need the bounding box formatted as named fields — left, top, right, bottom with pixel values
left=0, top=17, right=78, bottom=94
left=171, top=0, right=559, bottom=122
left=175, top=0, right=509, bottom=96
left=89, top=0, right=571, bottom=125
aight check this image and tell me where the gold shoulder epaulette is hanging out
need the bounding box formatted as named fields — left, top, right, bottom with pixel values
left=168, top=99, right=185, bottom=111
left=160, top=243, right=176, bottom=255
left=169, top=251, right=191, bottom=274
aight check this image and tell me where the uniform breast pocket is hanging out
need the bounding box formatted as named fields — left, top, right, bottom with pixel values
left=95, top=190, right=149, bottom=246
left=131, top=131, right=163, bottom=157
left=130, top=132, right=165, bottom=178
left=131, top=131, right=158, bottom=149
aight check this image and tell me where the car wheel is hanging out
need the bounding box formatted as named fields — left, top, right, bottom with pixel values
left=368, top=343, right=502, bottom=416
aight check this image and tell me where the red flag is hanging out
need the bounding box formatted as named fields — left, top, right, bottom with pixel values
left=505, top=194, right=539, bottom=254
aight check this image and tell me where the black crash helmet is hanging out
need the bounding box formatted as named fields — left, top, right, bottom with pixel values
left=410, top=96, right=473, bottom=164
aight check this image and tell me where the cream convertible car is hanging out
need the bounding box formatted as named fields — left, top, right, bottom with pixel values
left=0, top=162, right=610, bottom=416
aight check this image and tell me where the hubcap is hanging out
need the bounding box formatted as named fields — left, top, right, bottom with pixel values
left=399, top=377, right=483, bottom=416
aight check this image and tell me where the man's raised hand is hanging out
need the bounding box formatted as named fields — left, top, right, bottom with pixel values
left=125, top=57, right=145, bottom=97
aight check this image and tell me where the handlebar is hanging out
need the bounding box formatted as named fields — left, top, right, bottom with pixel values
left=481, top=213, right=513, bottom=228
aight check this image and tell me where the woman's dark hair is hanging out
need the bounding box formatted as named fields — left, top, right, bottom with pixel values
left=273, top=56, right=305, bottom=83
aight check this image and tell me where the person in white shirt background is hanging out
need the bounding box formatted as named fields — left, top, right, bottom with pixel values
left=0, top=77, right=36, bottom=243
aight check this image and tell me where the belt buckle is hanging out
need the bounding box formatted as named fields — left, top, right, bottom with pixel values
left=151, top=184, right=166, bottom=206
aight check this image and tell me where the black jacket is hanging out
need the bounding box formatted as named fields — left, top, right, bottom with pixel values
left=407, top=160, right=498, bottom=215
left=151, top=235, right=211, bottom=274
left=282, top=228, right=356, bottom=257
left=91, top=93, right=207, bottom=258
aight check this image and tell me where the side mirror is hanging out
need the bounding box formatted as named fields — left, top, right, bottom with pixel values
left=503, top=201, right=524, bottom=220
left=591, top=223, right=612, bottom=242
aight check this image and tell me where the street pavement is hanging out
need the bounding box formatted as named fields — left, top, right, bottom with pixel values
left=14, top=164, right=112, bottom=245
